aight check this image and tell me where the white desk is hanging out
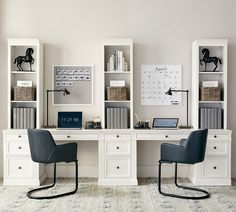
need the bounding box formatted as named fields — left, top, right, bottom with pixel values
left=2, top=129, right=232, bottom=186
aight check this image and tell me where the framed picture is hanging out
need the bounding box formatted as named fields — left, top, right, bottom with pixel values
left=52, top=65, right=93, bottom=105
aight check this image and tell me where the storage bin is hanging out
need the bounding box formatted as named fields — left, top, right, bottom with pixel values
left=200, top=87, right=221, bottom=101
left=14, top=87, right=36, bottom=101
left=107, top=87, right=128, bottom=101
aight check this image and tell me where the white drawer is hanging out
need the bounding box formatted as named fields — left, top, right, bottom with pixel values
left=202, top=158, right=228, bottom=178
left=136, top=133, right=188, bottom=141
left=7, top=141, right=30, bottom=155
left=7, top=158, right=33, bottom=178
left=105, top=158, right=130, bottom=177
left=105, top=140, right=130, bottom=155
left=5, top=133, right=28, bottom=141
left=51, top=133, right=100, bottom=141
left=104, top=133, right=131, bottom=140
left=208, top=134, right=231, bottom=140
left=206, top=141, right=228, bottom=155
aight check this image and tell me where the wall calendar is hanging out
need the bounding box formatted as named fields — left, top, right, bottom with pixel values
left=141, top=65, right=181, bottom=105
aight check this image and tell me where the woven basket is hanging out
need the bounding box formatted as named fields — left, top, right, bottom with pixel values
left=107, top=87, right=128, bottom=101
left=200, top=87, right=221, bottom=101
left=14, top=87, right=36, bottom=101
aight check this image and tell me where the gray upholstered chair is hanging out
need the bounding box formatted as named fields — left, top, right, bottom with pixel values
left=27, top=129, right=78, bottom=199
left=158, top=129, right=209, bottom=199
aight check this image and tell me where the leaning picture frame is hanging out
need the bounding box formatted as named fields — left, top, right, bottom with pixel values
left=52, top=65, right=93, bottom=105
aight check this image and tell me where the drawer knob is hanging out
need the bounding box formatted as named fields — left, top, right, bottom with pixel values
left=214, top=146, right=217, bottom=150
left=213, top=166, right=217, bottom=169
left=165, top=135, right=168, bottom=138
left=116, top=166, right=120, bottom=169
left=214, top=135, right=217, bottom=138
left=116, top=146, right=120, bottom=149
left=116, top=135, right=120, bottom=138
left=18, top=166, right=22, bottom=170
left=18, top=135, right=21, bottom=138
left=18, top=146, right=22, bottom=149
left=67, top=135, right=71, bottom=138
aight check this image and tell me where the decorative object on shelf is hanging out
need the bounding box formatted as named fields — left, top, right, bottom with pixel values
left=134, top=113, right=150, bottom=129
left=14, top=48, right=34, bottom=71
left=141, top=65, right=181, bottom=105
left=53, top=65, right=93, bottom=105
left=165, top=88, right=191, bottom=128
left=106, top=50, right=128, bottom=72
left=14, top=86, right=36, bottom=101
left=200, top=48, right=222, bottom=72
left=106, top=86, right=128, bottom=101
left=44, top=88, right=70, bottom=128
left=85, top=116, right=102, bottom=129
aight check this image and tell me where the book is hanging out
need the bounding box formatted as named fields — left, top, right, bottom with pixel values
left=114, top=108, right=117, bottom=129
left=117, top=108, right=121, bottom=129
left=30, top=108, right=35, bottom=128
left=23, top=108, right=27, bottom=129
left=106, top=108, right=111, bottom=129
left=210, top=108, right=214, bottom=129
left=200, top=108, right=204, bottom=129
left=218, top=108, right=222, bottom=129
left=110, top=108, right=114, bottom=129
left=121, top=108, right=124, bottom=129
left=20, top=108, right=24, bottom=129
left=27, top=108, right=31, bottom=128
left=124, top=108, right=128, bottom=129
left=13, top=108, right=17, bottom=129
left=204, top=108, right=208, bottom=129
left=202, top=81, right=218, bottom=87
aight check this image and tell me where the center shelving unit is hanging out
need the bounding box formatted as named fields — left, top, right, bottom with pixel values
left=102, top=39, right=133, bottom=129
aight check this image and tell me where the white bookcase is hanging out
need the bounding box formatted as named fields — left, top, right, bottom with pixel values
left=192, top=39, right=228, bottom=129
left=102, top=39, right=133, bottom=129
left=190, top=39, right=231, bottom=186
left=3, top=39, right=45, bottom=186
left=7, top=39, right=43, bottom=129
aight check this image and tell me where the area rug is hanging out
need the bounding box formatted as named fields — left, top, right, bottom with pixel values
left=0, top=178, right=235, bottom=212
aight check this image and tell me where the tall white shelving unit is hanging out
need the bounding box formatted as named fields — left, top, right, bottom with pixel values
left=190, top=39, right=231, bottom=186
left=192, top=39, right=228, bottom=129
left=3, top=39, right=45, bottom=186
left=102, top=39, right=133, bottom=129
left=7, top=39, right=43, bottom=129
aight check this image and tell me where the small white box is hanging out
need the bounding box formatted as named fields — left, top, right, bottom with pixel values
left=202, top=81, right=218, bottom=87
left=110, top=80, right=125, bottom=87
left=17, top=80, right=33, bottom=87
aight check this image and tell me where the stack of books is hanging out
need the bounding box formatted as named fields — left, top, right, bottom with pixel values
left=12, top=107, right=36, bottom=129
left=199, top=107, right=223, bottom=129
left=106, top=107, right=128, bottom=129
left=106, top=51, right=128, bottom=72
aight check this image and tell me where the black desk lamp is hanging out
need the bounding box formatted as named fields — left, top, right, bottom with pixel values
left=45, top=88, right=70, bottom=128
left=165, top=87, right=191, bottom=129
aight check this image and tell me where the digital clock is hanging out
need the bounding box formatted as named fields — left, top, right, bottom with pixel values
left=58, top=112, right=82, bottom=129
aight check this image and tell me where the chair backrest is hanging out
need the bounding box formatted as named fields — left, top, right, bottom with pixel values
left=184, top=129, right=208, bottom=164
left=27, top=129, right=56, bottom=163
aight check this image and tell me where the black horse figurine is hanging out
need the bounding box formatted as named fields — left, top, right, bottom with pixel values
left=14, top=48, right=34, bottom=71
left=200, top=48, right=222, bottom=72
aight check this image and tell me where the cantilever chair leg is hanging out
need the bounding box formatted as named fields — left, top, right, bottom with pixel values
left=27, top=161, right=78, bottom=200
left=158, top=161, right=210, bottom=200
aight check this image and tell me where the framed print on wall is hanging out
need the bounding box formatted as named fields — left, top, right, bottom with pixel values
left=52, top=65, right=93, bottom=105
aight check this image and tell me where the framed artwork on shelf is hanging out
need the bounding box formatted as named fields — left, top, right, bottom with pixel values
left=52, top=65, right=93, bottom=105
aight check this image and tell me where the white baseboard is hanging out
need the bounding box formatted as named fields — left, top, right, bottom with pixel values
left=137, top=164, right=190, bottom=178
left=45, top=165, right=98, bottom=178
left=45, top=164, right=190, bottom=178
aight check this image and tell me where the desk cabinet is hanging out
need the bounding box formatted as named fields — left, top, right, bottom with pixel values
left=189, top=130, right=231, bottom=186
left=99, top=131, right=137, bottom=185
left=3, top=130, right=46, bottom=186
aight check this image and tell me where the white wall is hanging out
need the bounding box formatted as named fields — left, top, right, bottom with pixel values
left=1, top=0, right=236, bottom=177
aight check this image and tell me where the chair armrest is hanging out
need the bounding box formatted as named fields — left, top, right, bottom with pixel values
left=160, top=143, right=185, bottom=163
left=47, top=142, right=77, bottom=163
left=180, top=139, right=188, bottom=147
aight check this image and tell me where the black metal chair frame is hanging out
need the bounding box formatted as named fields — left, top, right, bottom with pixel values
left=27, top=161, right=78, bottom=199
left=158, top=161, right=210, bottom=200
